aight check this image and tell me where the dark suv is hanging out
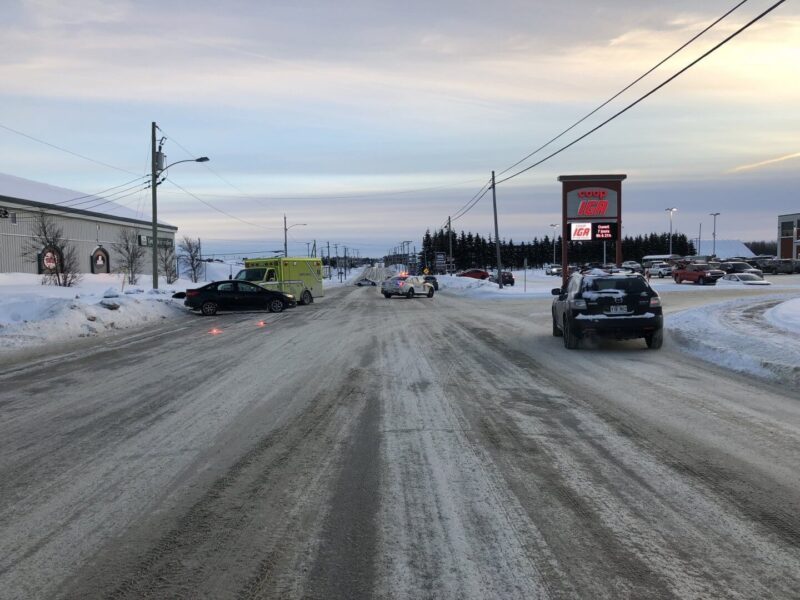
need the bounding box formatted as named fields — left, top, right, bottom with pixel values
left=551, top=271, right=663, bottom=349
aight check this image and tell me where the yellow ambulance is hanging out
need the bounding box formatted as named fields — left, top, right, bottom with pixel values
left=234, top=257, right=324, bottom=305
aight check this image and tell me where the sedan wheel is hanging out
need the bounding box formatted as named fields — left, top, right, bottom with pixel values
left=268, top=298, right=285, bottom=313
left=200, top=301, right=218, bottom=316
left=406, top=288, right=414, bottom=299
left=427, top=287, right=434, bottom=298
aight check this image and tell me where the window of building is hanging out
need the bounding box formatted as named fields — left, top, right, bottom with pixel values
left=10, top=212, right=16, bottom=224
left=780, top=220, right=794, bottom=237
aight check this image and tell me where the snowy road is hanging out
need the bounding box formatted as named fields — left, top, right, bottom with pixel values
left=1, top=271, right=799, bottom=599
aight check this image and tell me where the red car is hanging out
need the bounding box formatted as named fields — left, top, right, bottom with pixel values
left=458, top=269, right=491, bottom=280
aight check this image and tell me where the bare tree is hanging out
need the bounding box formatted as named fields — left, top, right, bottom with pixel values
left=113, top=229, right=146, bottom=285
left=158, top=244, right=178, bottom=284
left=21, top=213, right=81, bottom=287
left=178, top=236, right=203, bottom=283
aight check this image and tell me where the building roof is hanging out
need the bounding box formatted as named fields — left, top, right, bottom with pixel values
left=694, top=239, right=755, bottom=258
left=0, top=172, right=177, bottom=230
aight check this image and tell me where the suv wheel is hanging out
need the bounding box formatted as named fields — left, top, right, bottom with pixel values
left=673, top=276, right=680, bottom=284
left=552, top=312, right=563, bottom=337
left=697, top=277, right=705, bottom=286
left=382, top=292, right=391, bottom=298
left=427, top=287, right=434, bottom=298
left=563, top=314, right=579, bottom=349
left=406, top=288, right=414, bottom=299
left=645, top=328, right=663, bottom=349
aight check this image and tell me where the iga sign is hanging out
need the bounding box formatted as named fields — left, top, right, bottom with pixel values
left=569, top=222, right=619, bottom=241
left=566, top=188, right=618, bottom=219
left=570, top=223, right=592, bottom=241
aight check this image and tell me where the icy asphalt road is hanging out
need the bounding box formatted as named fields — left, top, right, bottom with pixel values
left=1, top=270, right=799, bottom=599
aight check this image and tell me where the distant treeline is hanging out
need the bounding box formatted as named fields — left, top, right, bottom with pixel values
left=744, top=241, right=777, bottom=256
left=418, top=228, right=696, bottom=270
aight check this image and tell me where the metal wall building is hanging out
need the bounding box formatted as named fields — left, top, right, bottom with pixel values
left=778, top=213, right=799, bottom=259
left=0, top=173, right=177, bottom=275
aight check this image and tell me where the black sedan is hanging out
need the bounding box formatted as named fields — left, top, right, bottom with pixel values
left=184, top=281, right=297, bottom=316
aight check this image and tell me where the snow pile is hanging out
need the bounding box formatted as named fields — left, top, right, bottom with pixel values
left=0, top=273, right=188, bottom=356
left=669, top=294, right=800, bottom=385
left=764, top=297, right=800, bottom=334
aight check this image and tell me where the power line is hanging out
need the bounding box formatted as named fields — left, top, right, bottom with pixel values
left=0, top=123, right=139, bottom=175
left=163, top=178, right=270, bottom=231
left=497, top=0, right=787, bottom=186
left=496, top=0, right=751, bottom=178
left=51, top=176, right=150, bottom=207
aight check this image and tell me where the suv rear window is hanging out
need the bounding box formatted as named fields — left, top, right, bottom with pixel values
left=584, top=277, right=648, bottom=293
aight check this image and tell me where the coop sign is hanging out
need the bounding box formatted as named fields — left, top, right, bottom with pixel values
left=567, top=187, right=618, bottom=219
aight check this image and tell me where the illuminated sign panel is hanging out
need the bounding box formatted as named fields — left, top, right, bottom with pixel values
left=570, top=223, right=592, bottom=241
left=566, top=188, right=618, bottom=219
left=569, top=222, right=618, bottom=241
left=594, top=223, right=617, bottom=240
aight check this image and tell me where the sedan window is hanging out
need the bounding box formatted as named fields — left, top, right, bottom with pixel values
left=237, top=282, right=262, bottom=293
left=217, top=282, right=235, bottom=292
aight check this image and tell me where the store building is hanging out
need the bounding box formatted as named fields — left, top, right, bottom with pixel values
left=778, top=213, right=799, bottom=259
left=0, top=172, right=177, bottom=275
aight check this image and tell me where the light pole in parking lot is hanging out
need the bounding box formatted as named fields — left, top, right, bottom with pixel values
left=665, top=208, right=677, bottom=255
left=549, top=224, right=559, bottom=264
left=710, top=212, right=720, bottom=256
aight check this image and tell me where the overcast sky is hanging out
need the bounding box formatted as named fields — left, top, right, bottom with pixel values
left=1, top=0, right=798, bottom=256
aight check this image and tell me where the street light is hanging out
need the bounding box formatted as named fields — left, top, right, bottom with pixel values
left=283, top=214, right=307, bottom=258
left=151, top=121, right=209, bottom=289
left=549, top=224, right=559, bottom=264
left=710, top=212, right=720, bottom=256
left=665, top=208, right=677, bottom=255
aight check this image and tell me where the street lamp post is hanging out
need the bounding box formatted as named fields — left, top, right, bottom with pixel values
left=283, top=214, right=307, bottom=258
left=710, top=212, right=720, bottom=256
left=151, top=121, right=209, bottom=289
left=549, top=224, right=559, bottom=264
left=665, top=208, right=677, bottom=255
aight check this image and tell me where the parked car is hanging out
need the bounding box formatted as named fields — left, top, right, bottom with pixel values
left=672, top=262, right=725, bottom=285
left=184, top=280, right=297, bottom=316
left=621, top=261, right=643, bottom=273
left=546, top=265, right=562, bottom=276
left=458, top=268, right=491, bottom=280
left=381, top=275, right=435, bottom=298
left=423, top=275, right=439, bottom=290
left=648, top=262, right=673, bottom=278
left=355, top=278, right=377, bottom=286
left=719, top=262, right=763, bottom=277
left=488, top=271, right=515, bottom=286
left=551, top=272, right=663, bottom=349
left=719, top=273, right=771, bottom=286
left=761, top=259, right=795, bottom=274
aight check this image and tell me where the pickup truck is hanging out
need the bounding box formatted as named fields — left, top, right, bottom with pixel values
left=672, top=262, right=725, bottom=285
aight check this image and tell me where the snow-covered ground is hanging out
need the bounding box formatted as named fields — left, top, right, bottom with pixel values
left=2, top=267, right=800, bottom=388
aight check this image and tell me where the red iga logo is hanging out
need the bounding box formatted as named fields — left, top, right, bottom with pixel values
left=571, top=222, right=592, bottom=241
left=577, top=189, right=609, bottom=216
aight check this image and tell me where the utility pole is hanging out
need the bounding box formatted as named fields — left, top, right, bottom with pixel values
left=344, top=247, right=348, bottom=277
left=151, top=121, right=159, bottom=289
left=448, top=216, right=453, bottom=273
left=283, top=214, right=287, bottom=258
left=491, top=171, right=504, bottom=289
left=698, top=223, right=702, bottom=256
left=710, top=212, right=720, bottom=256
left=327, top=241, right=331, bottom=278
